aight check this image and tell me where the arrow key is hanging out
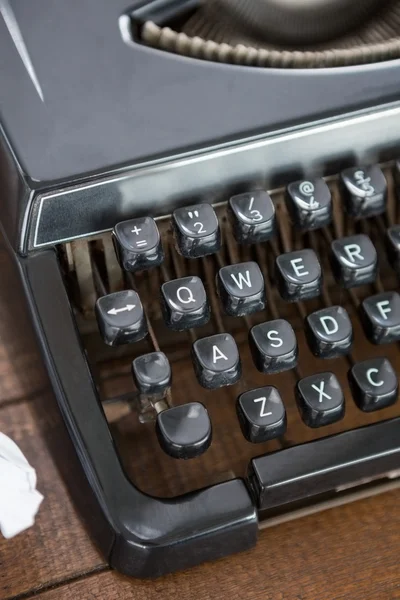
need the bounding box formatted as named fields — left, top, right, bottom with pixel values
left=95, top=290, right=148, bottom=346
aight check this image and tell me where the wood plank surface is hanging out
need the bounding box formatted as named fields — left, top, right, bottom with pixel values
left=16, top=488, right=400, bottom=600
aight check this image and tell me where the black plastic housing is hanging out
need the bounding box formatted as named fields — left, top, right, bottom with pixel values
left=2, top=0, right=400, bottom=578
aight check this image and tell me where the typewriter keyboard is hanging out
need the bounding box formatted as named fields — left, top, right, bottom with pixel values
left=60, top=160, right=400, bottom=505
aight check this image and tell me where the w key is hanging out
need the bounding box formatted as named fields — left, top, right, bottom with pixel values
left=217, top=261, right=265, bottom=316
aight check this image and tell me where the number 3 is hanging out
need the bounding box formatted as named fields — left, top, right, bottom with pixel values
left=250, top=209, right=263, bottom=222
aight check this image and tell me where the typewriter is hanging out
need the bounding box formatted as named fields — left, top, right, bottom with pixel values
left=2, top=0, right=400, bottom=579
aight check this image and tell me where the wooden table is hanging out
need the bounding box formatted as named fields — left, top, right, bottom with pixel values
left=1, top=248, right=400, bottom=600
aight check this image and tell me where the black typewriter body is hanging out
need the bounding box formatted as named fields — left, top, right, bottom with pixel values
left=2, top=0, right=400, bottom=579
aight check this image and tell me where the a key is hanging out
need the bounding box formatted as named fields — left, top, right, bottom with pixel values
left=360, top=291, right=400, bottom=344
left=286, top=178, right=332, bottom=231
left=296, top=372, right=345, bottom=428
left=330, top=234, right=377, bottom=288
left=340, top=165, right=387, bottom=218
left=305, top=306, right=353, bottom=359
left=95, top=290, right=147, bottom=346
left=275, top=248, right=322, bottom=302
left=161, top=276, right=210, bottom=331
left=249, top=319, right=298, bottom=374
left=236, top=386, right=286, bottom=444
left=348, top=358, right=398, bottom=412
left=192, top=333, right=241, bottom=389
left=156, top=402, right=212, bottom=459
left=386, top=225, right=400, bottom=275
left=228, top=191, right=275, bottom=245
left=113, top=217, right=164, bottom=272
left=216, top=261, right=265, bottom=316
left=132, top=352, right=171, bottom=396
left=172, top=203, right=220, bottom=258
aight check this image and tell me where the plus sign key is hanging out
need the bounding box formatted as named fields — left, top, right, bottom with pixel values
left=113, top=217, right=164, bottom=272
left=95, top=290, right=148, bottom=346
left=340, top=165, right=387, bottom=218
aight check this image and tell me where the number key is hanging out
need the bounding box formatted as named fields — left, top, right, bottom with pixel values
left=113, top=217, right=164, bottom=272
left=228, top=191, right=275, bottom=245
left=172, top=203, right=221, bottom=258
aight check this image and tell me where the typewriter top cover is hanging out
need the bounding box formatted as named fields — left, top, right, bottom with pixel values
left=2, top=0, right=400, bottom=580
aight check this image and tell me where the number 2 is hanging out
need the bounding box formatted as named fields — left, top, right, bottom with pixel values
left=194, top=222, right=206, bottom=233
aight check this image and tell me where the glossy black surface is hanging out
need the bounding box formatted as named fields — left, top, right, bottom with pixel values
left=95, top=290, right=147, bottom=346
left=132, top=351, right=171, bottom=396
left=285, top=178, right=332, bottom=231
left=161, top=276, right=210, bottom=331
left=275, top=249, right=322, bottom=302
left=360, top=291, right=400, bottom=344
left=172, top=204, right=221, bottom=258
left=236, top=386, right=286, bottom=444
left=249, top=417, right=400, bottom=511
left=217, top=262, right=265, bottom=317
left=228, top=191, right=276, bottom=245
left=305, top=305, right=353, bottom=358
left=113, top=217, right=164, bottom=272
left=192, top=333, right=241, bottom=389
left=386, top=225, right=400, bottom=275
left=296, top=372, right=345, bottom=428
left=340, top=165, right=387, bottom=218
left=249, top=319, right=298, bottom=374
left=330, top=234, right=378, bottom=288
left=22, top=250, right=258, bottom=578
left=348, top=358, right=399, bottom=412
left=156, top=402, right=212, bottom=459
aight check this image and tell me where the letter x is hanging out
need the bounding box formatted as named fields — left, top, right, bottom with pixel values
left=311, top=380, right=331, bottom=403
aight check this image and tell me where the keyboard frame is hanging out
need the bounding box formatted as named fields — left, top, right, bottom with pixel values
left=2, top=103, right=400, bottom=578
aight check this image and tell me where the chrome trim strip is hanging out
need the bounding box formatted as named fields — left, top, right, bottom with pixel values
left=29, top=103, right=400, bottom=249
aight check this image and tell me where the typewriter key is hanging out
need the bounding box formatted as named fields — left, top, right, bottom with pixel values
left=217, top=261, right=265, bottom=316
left=305, top=306, right=353, bottom=359
left=275, top=249, right=322, bottom=302
left=192, top=333, right=241, bottom=389
left=331, top=234, right=377, bottom=288
left=348, top=358, right=398, bottom=412
left=172, top=203, right=221, bottom=258
left=296, top=372, right=345, bottom=428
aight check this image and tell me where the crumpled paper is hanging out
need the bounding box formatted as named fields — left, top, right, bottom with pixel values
left=0, top=432, right=43, bottom=538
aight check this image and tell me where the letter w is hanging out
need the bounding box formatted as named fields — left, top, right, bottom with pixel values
left=230, top=270, right=252, bottom=290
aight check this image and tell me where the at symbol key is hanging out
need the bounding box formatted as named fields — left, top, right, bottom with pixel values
left=286, top=178, right=332, bottom=231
